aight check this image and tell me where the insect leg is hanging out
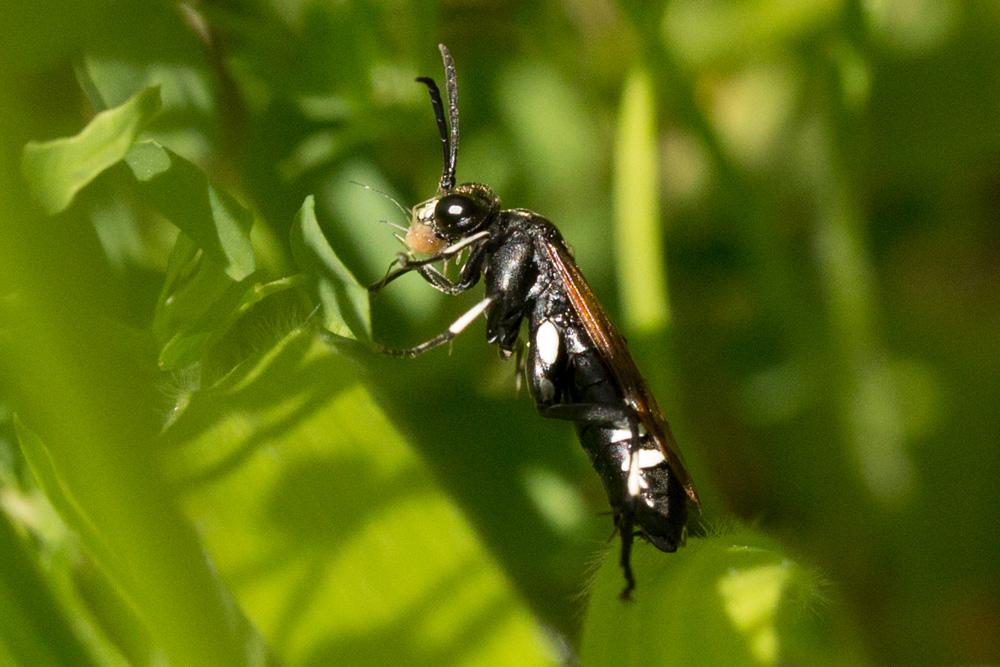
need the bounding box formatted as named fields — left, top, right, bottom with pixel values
left=414, top=242, right=489, bottom=295
left=377, top=296, right=493, bottom=358
left=513, top=338, right=526, bottom=394
left=620, top=412, right=643, bottom=601
left=537, top=402, right=630, bottom=424
left=617, top=511, right=636, bottom=600
left=369, top=231, right=489, bottom=293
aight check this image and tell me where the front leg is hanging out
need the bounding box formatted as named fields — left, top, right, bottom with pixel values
left=369, top=231, right=490, bottom=293
left=414, top=243, right=488, bottom=295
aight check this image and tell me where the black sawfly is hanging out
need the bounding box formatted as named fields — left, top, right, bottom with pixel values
left=369, top=44, right=700, bottom=599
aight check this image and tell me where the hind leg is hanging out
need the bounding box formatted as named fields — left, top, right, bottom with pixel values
left=616, top=511, right=637, bottom=600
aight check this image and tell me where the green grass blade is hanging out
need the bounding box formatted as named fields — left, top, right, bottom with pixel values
left=614, top=67, right=671, bottom=333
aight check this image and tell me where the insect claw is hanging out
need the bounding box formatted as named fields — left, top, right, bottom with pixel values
left=370, top=256, right=404, bottom=293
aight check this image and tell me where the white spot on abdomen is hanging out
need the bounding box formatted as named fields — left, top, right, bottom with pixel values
left=609, top=428, right=632, bottom=443
left=639, top=448, right=666, bottom=468
left=535, top=320, right=560, bottom=366
left=620, top=448, right=666, bottom=471
left=609, top=423, right=649, bottom=443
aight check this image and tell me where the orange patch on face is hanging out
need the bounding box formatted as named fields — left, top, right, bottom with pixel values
left=406, top=221, right=447, bottom=254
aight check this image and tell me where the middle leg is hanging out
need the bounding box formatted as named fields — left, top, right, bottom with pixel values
left=376, top=296, right=494, bottom=358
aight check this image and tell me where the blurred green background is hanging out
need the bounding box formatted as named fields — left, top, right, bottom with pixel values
left=1, top=1, right=998, bottom=665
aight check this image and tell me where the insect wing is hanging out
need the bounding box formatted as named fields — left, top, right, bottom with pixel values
left=541, top=241, right=700, bottom=506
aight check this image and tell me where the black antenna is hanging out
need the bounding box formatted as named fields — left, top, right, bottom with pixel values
left=416, top=44, right=459, bottom=192
left=439, top=44, right=460, bottom=189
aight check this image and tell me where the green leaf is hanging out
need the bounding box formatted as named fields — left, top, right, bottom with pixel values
left=155, top=280, right=244, bottom=370
left=290, top=195, right=371, bottom=341
left=582, top=529, right=861, bottom=666
left=165, top=329, right=551, bottom=665
left=1, top=238, right=272, bottom=665
left=21, top=86, right=161, bottom=214
left=125, top=141, right=256, bottom=280
left=0, top=512, right=99, bottom=666
left=151, top=234, right=240, bottom=369
left=153, top=233, right=205, bottom=341
left=151, top=229, right=303, bottom=371
left=12, top=418, right=158, bottom=664
left=13, top=416, right=117, bottom=575
left=159, top=273, right=304, bottom=371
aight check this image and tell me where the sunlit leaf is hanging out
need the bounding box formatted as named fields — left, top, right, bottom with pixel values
left=158, top=272, right=304, bottom=371
left=290, top=195, right=371, bottom=341
left=165, top=329, right=553, bottom=665
left=21, top=86, right=161, bottom=214
left=581, top=529, right=859, bottom=666
left=151, top=232, right=304, bottom=371
left=125, top=141, right=255, bottom=280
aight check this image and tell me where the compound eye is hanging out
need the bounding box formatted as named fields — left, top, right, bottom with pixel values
left=434, top=193, right=486, bottom=236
